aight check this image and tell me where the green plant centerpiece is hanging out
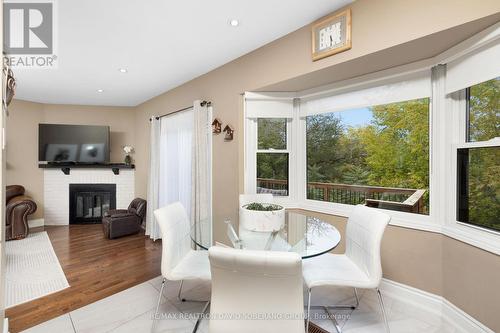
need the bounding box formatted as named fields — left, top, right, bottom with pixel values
left=239, top=202, right=285, bottom=232
left=245, top=203, right=283, bottom=211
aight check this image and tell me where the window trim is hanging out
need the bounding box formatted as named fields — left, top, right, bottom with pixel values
left=245, top=107, right=297, bottom=204
left=243, top=24, right=500, bottom=254
left=256, top=117, right=292, bottom=198
left=448, top=86, right=500, bottom=238
left=246, top=73, right=436, bottom=227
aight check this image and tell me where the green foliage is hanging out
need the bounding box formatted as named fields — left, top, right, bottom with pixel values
left=256, top=119, right=288, bottom=186
left=468, top=78, right=500, bottom=142
left=258, top=118, right=286, bottom=149
left=465, top=77, right=499, bottom=231
left=257, top=79, right=498, bottom=222
left=245, top=203, right=283, bottom=211
left=359, top=99, right=430, bottom=190
left=257, top=153, right=288, bottom=180
left=306, top=99, right=429, bottom=190
left=306, top=113, right=365, bottom=183
left=304, top=99, right=430, bottom=213
left=467, top=148, right=500, bottom=231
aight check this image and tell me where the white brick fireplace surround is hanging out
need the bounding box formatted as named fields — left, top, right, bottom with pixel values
left=43, top=169, right=135, bottom=225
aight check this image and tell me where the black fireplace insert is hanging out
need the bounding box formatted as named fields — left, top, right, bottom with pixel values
left=69, top=184, right=116, bottom=224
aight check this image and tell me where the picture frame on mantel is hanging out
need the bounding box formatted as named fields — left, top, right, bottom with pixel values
left=311, top=8, right=352, bottom=61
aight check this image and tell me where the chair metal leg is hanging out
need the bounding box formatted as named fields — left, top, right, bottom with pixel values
left=376, top=288, right=390, bottom=333
left=310, top=287, right=359, bottom=311
left=306, top=288, right=311, bottom=333
left=192, top=301, right=210, bottom=333
left=354, top=288, right=359, bottom=308
left=177, top=280, right=185, bottom=302
left=323, top=306, right=342, bottom=333
left=177, top=280, right=207, bottom=303
left=152, top=278, right=166, bottom=330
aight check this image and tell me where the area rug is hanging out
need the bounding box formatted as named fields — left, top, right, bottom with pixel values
left=5, top=231, right=69, bottom=308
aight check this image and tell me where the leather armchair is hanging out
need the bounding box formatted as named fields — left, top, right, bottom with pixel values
left=102, top=198, right=146, bottom=239
left=6, top=185, right=37, bottom=241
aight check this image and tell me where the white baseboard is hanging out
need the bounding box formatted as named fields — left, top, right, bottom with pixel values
left=380, top=278, right=494, bottom=333
left=28, top=218, right=44, bottom=228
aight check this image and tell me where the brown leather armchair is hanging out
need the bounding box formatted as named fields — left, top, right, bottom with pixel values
left=102, top=198, right=147, bottom=239
left=6, top=185, right=37, bottom=241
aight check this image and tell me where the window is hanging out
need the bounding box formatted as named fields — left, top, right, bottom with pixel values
left=467, top=77, right=500, bottom=142
left=306, top=98, right=430, bottom=215
left=457, top=77, right=499, bottom=232
left=256, top=118, right=289, bottom=196
left=244, top=32, right=500, bottom=254
left=457, top=147, right=500, bottom=232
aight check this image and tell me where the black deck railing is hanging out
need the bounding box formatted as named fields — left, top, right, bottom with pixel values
left=257, top=178, right=426, bottom=214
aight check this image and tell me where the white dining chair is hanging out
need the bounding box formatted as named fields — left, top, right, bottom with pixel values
left=208, top=246, right=305, bottom=333
left=239, top=193, right=273, bottom=206
left=153, top=202, right=211, bottom=332
left=302, top=205, right=391, bottom=333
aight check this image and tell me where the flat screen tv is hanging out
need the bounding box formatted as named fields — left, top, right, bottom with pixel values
left=38, top=124, right=110, bottom=163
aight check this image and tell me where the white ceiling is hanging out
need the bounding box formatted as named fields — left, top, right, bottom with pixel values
left=14, top=0, right=352, bottom=107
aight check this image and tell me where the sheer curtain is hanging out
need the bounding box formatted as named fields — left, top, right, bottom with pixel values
left=146, top=117, right=161, bottom=240
left=158, top=108, right=194, bottom=220
left=146, top=101, right=211, bottom=242
left=192, top=101, right=212, bottom=246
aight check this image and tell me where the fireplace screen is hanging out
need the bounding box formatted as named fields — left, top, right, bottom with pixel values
left=69, top=184, right=116, bottom=224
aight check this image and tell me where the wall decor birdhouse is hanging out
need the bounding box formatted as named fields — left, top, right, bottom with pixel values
left=223, top=125, right=234, bottom=141
left=212, top=118, right=222, bottom=134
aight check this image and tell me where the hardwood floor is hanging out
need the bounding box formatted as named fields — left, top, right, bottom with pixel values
left=5, top=225, right=162, bottom=332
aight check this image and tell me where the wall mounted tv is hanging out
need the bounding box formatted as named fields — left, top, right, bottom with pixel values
left=38, top=124, right=110, bottom=164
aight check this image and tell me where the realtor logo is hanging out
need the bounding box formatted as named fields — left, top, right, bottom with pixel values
left=3, top=1, right=57, bottom=68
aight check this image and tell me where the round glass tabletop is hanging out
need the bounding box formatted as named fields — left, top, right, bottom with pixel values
left=190, top=211, right=341, bottom=259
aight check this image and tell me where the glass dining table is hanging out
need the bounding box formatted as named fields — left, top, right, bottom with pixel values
left=190, top=211, right=341, bottom=259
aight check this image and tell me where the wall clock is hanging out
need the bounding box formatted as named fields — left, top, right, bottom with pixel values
left=311, top=8, right=351, bottom=61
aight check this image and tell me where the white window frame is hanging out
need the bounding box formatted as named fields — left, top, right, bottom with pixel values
left=297, top=72, right=437, bottom=232
left=243, top=22, right=500, bottom=255
left=245, top=70, right=438, bottom=230
left=244, top=93, right=298, bottom=206
left=443, top=84, right=500, bottom=254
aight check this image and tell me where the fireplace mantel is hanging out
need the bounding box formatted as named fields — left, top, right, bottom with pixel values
left=39, top=163, right=135, bottom=175
left=43, top=168, right=135, bottom=225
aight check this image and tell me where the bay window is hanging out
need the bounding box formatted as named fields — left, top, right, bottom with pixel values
left=306, top=98, right=430, bottom=215
left=243, top=24, right=500, bottom=254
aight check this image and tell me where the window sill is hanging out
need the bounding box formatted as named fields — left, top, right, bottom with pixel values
left=279, top=199, right=500, bottom=255
left=442, top=222, right=500, bottom=255
left=294, top=200, right=442, bottom=233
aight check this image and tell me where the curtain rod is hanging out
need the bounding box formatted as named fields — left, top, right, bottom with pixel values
left=149, top=100, right=212, bottom=121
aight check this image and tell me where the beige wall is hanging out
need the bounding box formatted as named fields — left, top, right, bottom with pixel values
left=443, top=236, right=500, bottom=330
left=4, top=0, right=499, bottom=330
left=6, top=100, right=136, bottom=219
left=132, top=0, right=500, bottom=330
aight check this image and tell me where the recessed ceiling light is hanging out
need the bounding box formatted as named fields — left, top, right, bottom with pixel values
left=229, top=19, right=239, bottom=27
left=97, top=89, right=104, bottom=93
left=119, top=68, right=128, bottom=73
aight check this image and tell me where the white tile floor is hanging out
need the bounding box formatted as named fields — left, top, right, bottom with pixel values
left=21, top=276, right=454, bottom=333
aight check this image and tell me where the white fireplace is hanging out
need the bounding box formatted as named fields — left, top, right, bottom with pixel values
left=43, top=169, right=135, bottom=225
